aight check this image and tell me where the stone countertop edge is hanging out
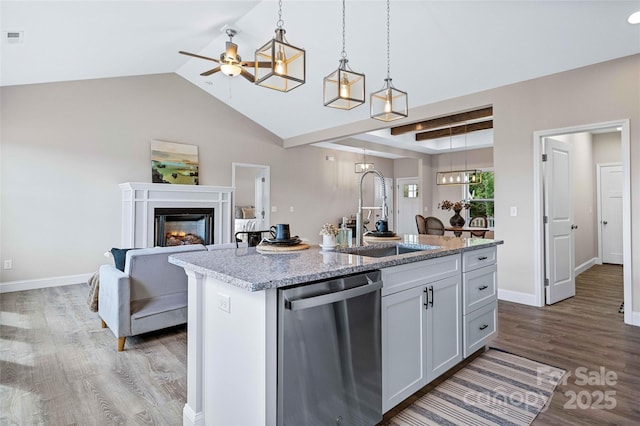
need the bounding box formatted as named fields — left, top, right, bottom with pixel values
left=169, top=237, right=503, bottom=292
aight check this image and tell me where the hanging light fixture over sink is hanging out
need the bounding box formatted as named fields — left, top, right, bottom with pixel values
left=323, top=0, right=365, bottom=109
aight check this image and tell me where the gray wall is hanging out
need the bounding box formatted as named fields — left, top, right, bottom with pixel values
left=0, top=73, right=393, bottom=284
left=285, top=54, right=640, bottom=310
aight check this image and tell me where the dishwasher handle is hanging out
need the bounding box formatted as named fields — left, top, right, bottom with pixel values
left=286, top=280, right=383, bottom=311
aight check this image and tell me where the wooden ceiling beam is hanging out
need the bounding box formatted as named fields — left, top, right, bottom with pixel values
left=415, top=120, right=493, bottom=142
left=391, top=106, right=493, bottom=136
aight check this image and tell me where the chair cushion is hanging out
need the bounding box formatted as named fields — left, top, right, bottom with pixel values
left=111, top=247, right=138, bottom=271
left=131, top=292, right=187, bottom=320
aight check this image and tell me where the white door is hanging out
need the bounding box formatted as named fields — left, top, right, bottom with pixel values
left=599, top=164, right=623, bottom=264
left=396, top=178, right=420, bottom=235
left=544, top=138, right=575, bottom=304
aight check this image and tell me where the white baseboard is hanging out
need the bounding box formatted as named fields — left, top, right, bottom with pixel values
left=498, top=289, right=539, bottom=306
left=630, top=310, right=640, bottom=327
left=0, top=273, right=92, bottom=293
left=575, top=257, right=598, bottom=276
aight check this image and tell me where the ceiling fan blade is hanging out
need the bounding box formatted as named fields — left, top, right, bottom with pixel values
left=179, top=51, right=220, bottom=63
left=201, top=67, right=221, bottom=76
left=240, top=68, right=256, bottom=82
left=242, top=61, right=272, bottom=69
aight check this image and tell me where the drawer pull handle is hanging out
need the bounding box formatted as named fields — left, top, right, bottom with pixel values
left=478, top=256, right=488, bottom=261
left=478, top=285, right=488, bottom=291
left=479, top=324, right=489, bottom=331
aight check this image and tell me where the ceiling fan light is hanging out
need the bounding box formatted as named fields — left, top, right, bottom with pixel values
left=628, top=10, right=640, bottom=24
left=255, top=28, right=305, bottom=92
left=220, top=63, right=242, bottom=77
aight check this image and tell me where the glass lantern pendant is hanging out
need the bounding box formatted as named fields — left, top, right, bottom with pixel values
left=323, top=0, right=365, bottom=109
left=371, top=78, right=408, bottom=121
left=324, top=59, right=365, bottom=109
left=255, top=2, right=305, bottom=93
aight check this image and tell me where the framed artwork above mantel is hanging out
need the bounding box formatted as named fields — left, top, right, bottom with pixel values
left=151, top=139, right=199, bottom=185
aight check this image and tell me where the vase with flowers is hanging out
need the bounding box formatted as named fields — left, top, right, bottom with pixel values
left=319, top=223, right=339, bottom=250
left=438, top=200, right=470, bottom=227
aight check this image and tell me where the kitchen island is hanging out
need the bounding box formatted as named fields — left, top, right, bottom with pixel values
left=169, top=235, right=502, bottom=426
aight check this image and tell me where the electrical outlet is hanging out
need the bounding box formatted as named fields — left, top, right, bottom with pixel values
left=510, top=206, right=518, bottom=217
left=3, top=259, right=13, bottom=269
left=217, top=293, right=230, bottom=313
left=271, top=206, right=277, bottom=212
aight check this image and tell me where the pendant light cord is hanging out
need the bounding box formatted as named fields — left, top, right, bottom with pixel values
left=386, top=0, right=391, bottom=79
left=277, top=0, right=284, bottom=29
left=341, top=0, right=347, bottom=58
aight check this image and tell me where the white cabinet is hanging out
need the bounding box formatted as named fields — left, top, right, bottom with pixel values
left=462, top=247, right=498, bottom=357
left=381, top=255, right=461, bottom=413
left=426, top=275, right=462, bottom=381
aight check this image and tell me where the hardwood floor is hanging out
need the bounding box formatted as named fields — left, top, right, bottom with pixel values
left=0, top=285, right=187, bottom=425
left=2, top=264, right=639, bottom=425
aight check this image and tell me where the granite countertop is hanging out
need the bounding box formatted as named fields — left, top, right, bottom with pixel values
left=168, top=234, right=503, bottom=292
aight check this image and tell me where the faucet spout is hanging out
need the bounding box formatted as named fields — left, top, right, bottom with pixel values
left=356, top=169, right=388, bottom=246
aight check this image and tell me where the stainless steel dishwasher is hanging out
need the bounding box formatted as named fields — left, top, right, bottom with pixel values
left=278, top=270, right=382, bottom=426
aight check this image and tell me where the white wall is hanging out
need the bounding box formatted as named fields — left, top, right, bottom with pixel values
left=593, top=132, right=622, bottom=164
left=0, top=73, right=393, bottom=285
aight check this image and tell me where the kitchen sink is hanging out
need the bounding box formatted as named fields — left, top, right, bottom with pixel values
left=338, top=243, right=440, bottom=258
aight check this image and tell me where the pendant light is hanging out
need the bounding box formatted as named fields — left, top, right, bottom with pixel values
left=370, top=0, right=408, bottom=121
left=323, top=0, right=365, bottom=109
left=255, top=0, right=306, bottom=92
left=354, top=149, right=375, bottom=173
left=436, top=124, right=483, bottom=185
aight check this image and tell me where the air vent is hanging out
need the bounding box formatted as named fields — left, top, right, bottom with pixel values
left=5, top=31, right=24, bottom=44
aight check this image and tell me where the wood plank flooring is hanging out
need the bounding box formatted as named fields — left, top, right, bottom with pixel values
left=2, top=264, right=639, bottom=425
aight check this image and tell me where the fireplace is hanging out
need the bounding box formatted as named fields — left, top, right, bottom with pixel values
left=154, top=208, right=214, bottom=246
left=120, top=182, right=233, bottom=248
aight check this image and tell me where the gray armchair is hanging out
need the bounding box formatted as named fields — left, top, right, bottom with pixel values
left=98, top=244, right=206, bottom=351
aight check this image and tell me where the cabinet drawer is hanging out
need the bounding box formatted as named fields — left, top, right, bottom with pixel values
left=463, top=264, right=497, bottom=314
left=462, top=247, right=496, bottom=272
left=382, top=255, right=460, bottom=296
left=464, top=301, right=497, bottom=357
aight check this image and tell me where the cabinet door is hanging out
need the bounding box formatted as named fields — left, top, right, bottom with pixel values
left=426, top=275, right=462, bottom=382
left=381, top=285, right=428, bottom=413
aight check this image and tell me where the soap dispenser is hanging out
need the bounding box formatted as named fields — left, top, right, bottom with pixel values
left=339, top=217, right=352, bottom=248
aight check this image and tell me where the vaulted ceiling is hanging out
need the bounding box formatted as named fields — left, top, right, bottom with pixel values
left=2, top=1, right=639, bottom=156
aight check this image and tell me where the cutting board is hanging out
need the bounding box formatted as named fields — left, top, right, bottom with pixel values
left=256, top=243, right=310, bottom=253
left=364, top=235, right=402, bottom=242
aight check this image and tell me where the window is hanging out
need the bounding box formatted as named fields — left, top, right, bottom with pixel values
left=404, top=183, right=418, bottom=198
left=464, top=170, right=494, bottom=227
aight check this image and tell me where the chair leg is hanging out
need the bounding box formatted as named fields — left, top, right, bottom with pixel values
left=101, top=319, right=107, bottom=328
left=117, top=337, right=126, bottom=352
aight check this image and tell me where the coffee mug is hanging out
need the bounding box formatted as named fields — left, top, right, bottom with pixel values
left=270, top=224, right=291, bottom=240
left=375, top=220, right=388, bottom=233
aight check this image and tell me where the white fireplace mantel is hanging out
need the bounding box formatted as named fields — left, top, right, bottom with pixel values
left=120, top=182, right=233, bottom=248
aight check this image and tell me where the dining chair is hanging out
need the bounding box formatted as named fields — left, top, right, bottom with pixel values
left=425, top=216, right=445, bottom=236
left=469, top=216, right=488, bottom=237
left=415, top=214, right=427, bottom=234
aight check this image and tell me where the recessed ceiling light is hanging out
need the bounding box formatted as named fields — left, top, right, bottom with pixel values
left=628, top=11, right=640, bottom=24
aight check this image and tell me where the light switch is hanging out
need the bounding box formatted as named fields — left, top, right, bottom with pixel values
left=289, top=206, right=294, bottom=213
left=510, top=206, right=518, bottom=217
left=271, top=206, right=277, bottom=212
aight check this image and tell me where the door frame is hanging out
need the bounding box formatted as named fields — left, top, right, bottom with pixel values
left=596, top=162, right=623, bottom=265
left=532, top=119, right=632, bottom=325
left=232, top=162, right=271, bottom=237
left=396, top=176, right=421, bottom=235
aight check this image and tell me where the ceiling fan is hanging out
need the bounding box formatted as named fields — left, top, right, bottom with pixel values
left=179, top=28, right=267, bottom=82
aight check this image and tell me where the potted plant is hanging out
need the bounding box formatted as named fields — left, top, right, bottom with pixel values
left=319, top=223, right=339, bottom=249
left=438, top=200, right=470, bottom=227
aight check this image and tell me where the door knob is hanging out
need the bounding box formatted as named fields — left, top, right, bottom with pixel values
left=602, top=221, right=608, bottom=225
